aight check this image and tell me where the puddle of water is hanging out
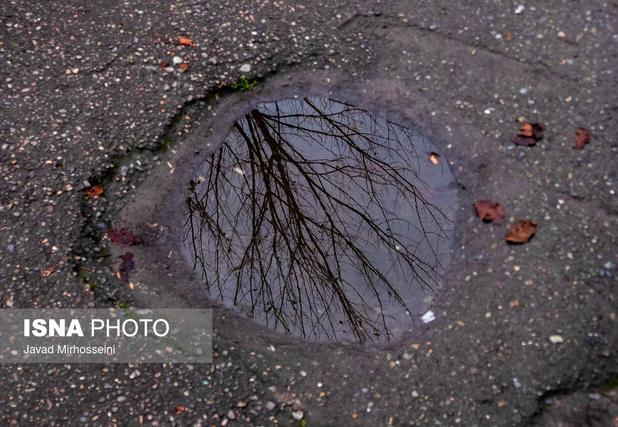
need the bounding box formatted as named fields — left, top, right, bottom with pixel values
left=185, top=97, right=457, bottom=342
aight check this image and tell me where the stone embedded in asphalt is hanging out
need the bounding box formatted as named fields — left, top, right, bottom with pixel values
left=421, top=311, right=436, bottom=323
left=549, top=335, right=564, bottom=344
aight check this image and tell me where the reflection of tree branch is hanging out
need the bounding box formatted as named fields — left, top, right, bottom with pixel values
left=186, top=98, right=450, bottom=342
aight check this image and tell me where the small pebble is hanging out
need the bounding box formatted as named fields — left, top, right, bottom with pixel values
left=549, top=335, right=564, bottom=344
left=421, top=310, right=435, bottom=323
left=239, top=64, right=251, bottom=73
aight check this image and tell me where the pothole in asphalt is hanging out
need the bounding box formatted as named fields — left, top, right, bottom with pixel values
left=184, top=97, right=457, bottom=343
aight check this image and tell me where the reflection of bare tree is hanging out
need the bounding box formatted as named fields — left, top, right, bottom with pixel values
left=186, top=97, right=450, bottom=342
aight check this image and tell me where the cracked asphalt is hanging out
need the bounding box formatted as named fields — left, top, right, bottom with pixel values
left=1, top=0, right=617, bottom=425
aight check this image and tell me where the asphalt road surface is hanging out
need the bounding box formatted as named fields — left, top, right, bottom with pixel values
left=1, top=0, right=617, bottom=425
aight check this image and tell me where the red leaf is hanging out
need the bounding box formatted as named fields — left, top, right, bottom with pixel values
left=574, top=127, right=591, bottom=150
left=179, top=63, right=189, bottom=72
left=107, top=228, right=143, bottom=246
left=506, top=220, right=537, bottom=244
left=474, top=200, right=505, bottom=224
left=175, top=405, right=189, bottom=413
left=85, top=185, right=104, bottom=199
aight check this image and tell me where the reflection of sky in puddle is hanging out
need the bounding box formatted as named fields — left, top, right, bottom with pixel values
left=186, top=97, right=457, bottom=342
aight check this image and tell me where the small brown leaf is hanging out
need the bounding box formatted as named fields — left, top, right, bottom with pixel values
left=506, top=220, right=537, bottom=244
left=175, top=405, right=189, bottom=414
left=474, top=200, right=505, bottom=224
left=41, top=266, right=55, bottom=277
left=428, top=152, right=440, bottom=165
left=178, top=63, right=189, bottom=72
left=574, top=127, right=591, bottom=150
left=512, top=122, right=544, bottom=146
left=107, top=228, right=143, bottom=246
left=178, top=36, right=195, bottom=47
left=85, top=185, right=104, bottom=199
left=518, top=123, right=534, bottom=138
left=159, top=60, right=170, bottom=69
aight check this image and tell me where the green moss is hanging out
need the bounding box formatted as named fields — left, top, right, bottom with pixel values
left=231, top=77, right=258, bottom=92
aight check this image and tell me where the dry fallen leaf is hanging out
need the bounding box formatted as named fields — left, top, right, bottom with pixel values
left=474, top=200, right=505, bottom=224
left=428, top=152, right=440, bottom=165
left=574, top=127, right=591, bottom=150
left=41, top=266, right=55, bottom=277
left=178, top=36, right=195, bottom=47
left=519, top=123, right=534, bottom=138
left=506, top=220, right=537, bottom=244
left=159, top=60, right=170, bottom=69
left=107, top=228, right=143, bottom=246
left=84, top=185, right=104, bottom=199
left=174, top=405, right=189, bottom=414
left=179, top=63, right=189, bottom=72
left=512, top=122, right=544, bottom=146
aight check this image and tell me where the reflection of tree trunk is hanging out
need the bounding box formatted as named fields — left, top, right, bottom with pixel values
left=186, top=98, right=450, bottom=342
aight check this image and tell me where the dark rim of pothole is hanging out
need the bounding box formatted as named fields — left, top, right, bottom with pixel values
left=184, top=97, right=457, bottom=343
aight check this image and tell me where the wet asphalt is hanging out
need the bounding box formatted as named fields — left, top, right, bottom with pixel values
left=1, top=0, right=617, bottom=425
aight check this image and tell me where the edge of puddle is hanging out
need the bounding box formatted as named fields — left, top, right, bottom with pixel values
left=111, top=69, right=471, bottom=352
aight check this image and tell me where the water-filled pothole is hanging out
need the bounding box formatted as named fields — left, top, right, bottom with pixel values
left=185, top=97, right=457, bottom=342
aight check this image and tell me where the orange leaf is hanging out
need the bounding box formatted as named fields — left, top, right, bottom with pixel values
left=506, top=220, right=537, bottom=244
left=85, top=185, right=104, bottom=199
left=175, top=405, right=189, bottom=414
left=518, top=123, right=533, bottom=138
left=574, top=127, right=591, bottom=150
left=474, top=200, right=505, bottom=224
left=513, top=122, right=544, bottom=146
left=179, top=63, right=189, bottom=72
left=178, top=36, right=195, bottom=47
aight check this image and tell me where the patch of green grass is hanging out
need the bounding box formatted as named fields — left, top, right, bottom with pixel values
left=299, top=418, right=308, bottom=427
left=231, top=77, right=257, bottom=92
